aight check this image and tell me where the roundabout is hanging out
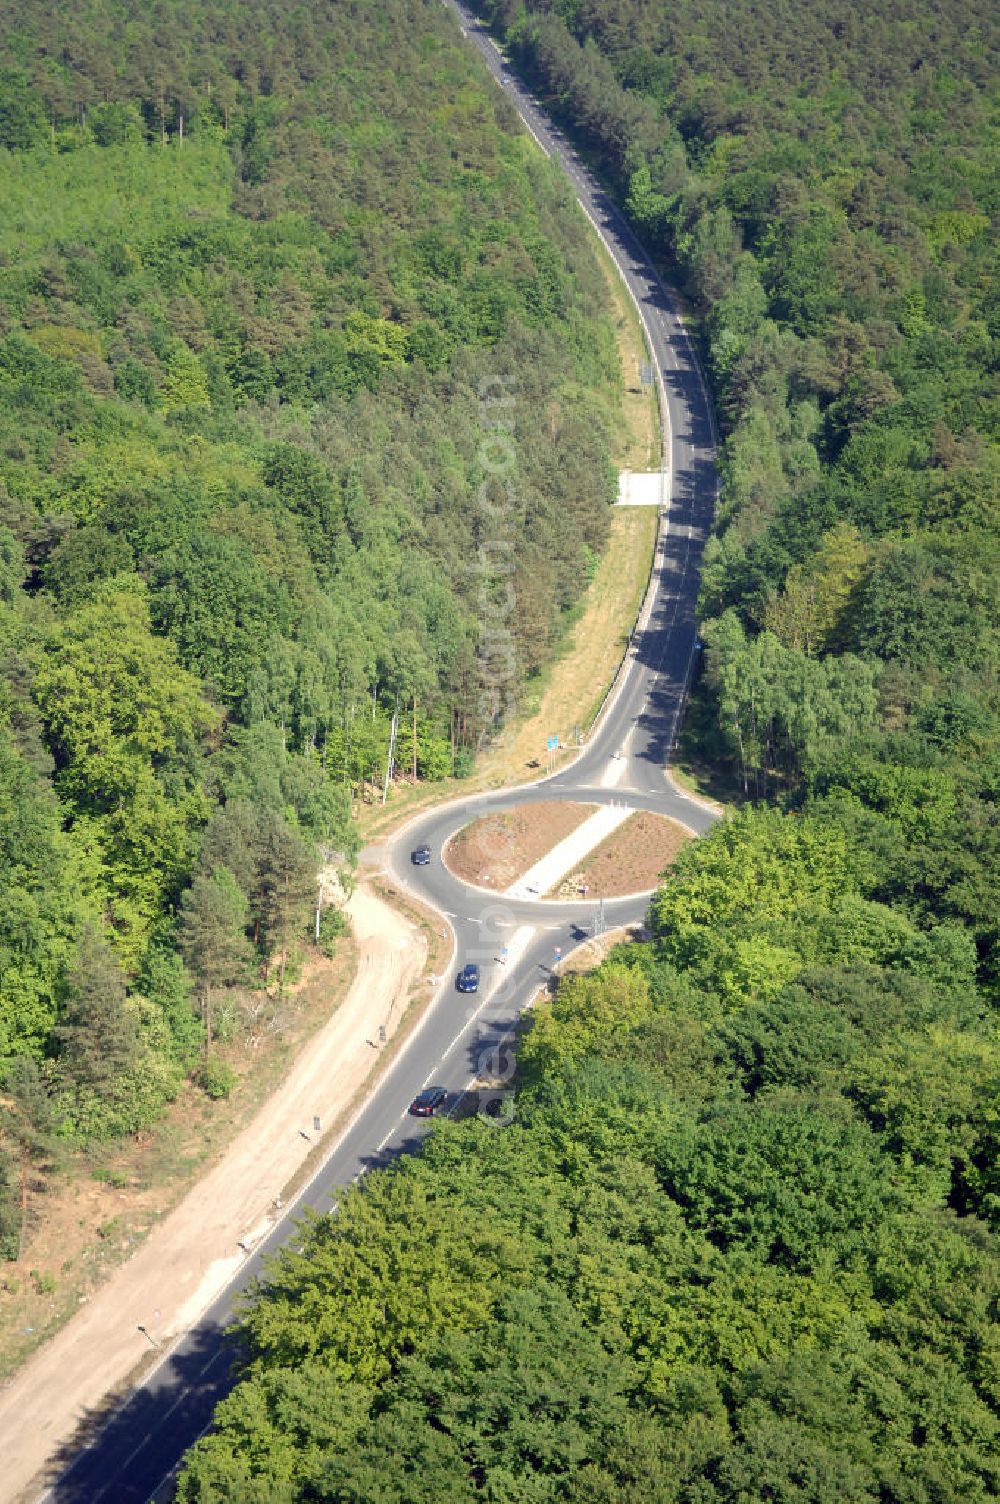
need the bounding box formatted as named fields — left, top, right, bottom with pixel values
left=379, top=0, right=723, bottom=990
left=377, top=501, right=721, bottom=1006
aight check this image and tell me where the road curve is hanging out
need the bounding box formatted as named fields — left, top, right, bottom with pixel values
left=39, top=10, right=718, bottom=1501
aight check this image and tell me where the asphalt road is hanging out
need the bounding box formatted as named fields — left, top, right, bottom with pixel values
left=40, top=8, right=718, bottom=1501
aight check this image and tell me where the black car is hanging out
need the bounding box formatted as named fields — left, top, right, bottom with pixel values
left=409, top=1087, right=447, bottom=1117
left=456, top=963, right=480, bottom=993
left=411, top=844, right=431, bottom=866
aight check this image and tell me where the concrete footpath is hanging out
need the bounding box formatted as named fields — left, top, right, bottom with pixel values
left=506, top=802, right=632, bottom=899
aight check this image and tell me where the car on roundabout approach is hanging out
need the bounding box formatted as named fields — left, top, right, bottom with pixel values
left=411, top=844, right=431, bottom=866
left=409, top=1087, right=447, bottom=1117
left=456, top=963, right=480, bottom=993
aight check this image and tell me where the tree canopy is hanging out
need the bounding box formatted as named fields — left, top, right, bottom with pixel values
left=177, top=1, right=1000, bottom=1495
left=0, top=0, right=623, bottom=1176
left=177, top=827, right=1000, bottom=1497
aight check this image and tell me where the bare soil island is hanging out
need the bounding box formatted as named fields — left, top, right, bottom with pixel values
left=446, top=804, right=692, bottom=902
left=444, top=801, right=596, bottom=890
left=550, top=810, right=692, bottom=897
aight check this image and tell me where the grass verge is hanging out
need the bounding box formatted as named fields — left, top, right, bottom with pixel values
left=592, top=237, right=660, bottom=472
left=356, top=504, right=659, bottom=847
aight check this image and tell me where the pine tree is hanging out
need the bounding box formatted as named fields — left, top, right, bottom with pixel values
left=178, top=868, right=251, bottom=1056
left=255, top=814, right=316, bottom=990
left=56, top=924, right=139, bottom=1094
left=0, top=1058, right=60, bottom=1261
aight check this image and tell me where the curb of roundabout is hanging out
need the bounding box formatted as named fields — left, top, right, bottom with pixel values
left=433, top=805, right=697, bottom=909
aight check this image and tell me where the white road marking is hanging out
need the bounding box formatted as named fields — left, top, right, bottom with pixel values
left=599, top=754, right=626, bottom=788
left=401, top=924, right=536, bottom=1119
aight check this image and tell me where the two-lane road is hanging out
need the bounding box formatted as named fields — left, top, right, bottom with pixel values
left=445, top=0, right=717, bottom=791
left=40, top=9, right=717, bottom=1501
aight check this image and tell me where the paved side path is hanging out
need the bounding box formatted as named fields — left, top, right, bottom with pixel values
left=1, top=885, right=426, bottom=1504
left=506, top=803, right=632, bottom=899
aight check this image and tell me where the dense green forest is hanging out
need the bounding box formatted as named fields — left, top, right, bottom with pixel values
left=471, top=0, right=1000, bottom=1013
left=178, top=814, right=1000, bottom=1500
left=0, top=0, right=622, bottom=1223
left=176, top=0, right=1000, bottom=1497
left=466, top=0, right=1000, bottom=988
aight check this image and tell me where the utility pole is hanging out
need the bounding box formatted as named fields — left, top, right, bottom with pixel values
left=382, top=702, right=399, bottom=806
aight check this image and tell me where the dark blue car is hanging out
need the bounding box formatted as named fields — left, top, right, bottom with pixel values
left=411, top=844, right=431, bottom=866
left=409, top=1087, right=447, bottom=1117
left=456, top=963, right=480, bottom=993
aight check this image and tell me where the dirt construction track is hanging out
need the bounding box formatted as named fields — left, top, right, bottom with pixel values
left=0, top=884, right=427, bottom=1504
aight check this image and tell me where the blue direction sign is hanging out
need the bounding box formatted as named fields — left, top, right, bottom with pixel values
left=546, top=734, right=559, bottom=752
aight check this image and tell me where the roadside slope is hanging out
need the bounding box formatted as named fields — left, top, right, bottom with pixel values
left=0, top=885, right=425, bottom=1504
